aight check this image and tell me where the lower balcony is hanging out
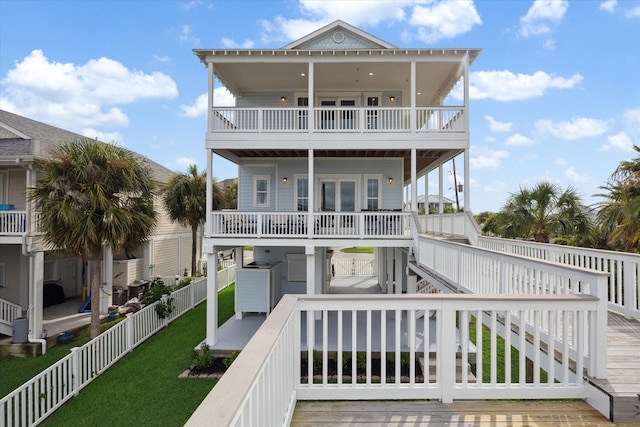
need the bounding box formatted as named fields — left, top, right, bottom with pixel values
left=210, top=211, right=411, bottom=239
left=0, top=210, right=26, bottom=235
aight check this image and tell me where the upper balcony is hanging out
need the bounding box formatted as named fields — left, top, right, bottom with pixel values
left=210, top=106, right=464, bottom=134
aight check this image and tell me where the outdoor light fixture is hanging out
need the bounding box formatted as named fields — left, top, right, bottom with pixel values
left=282, top=177, right=288, bottom=184
left=389, top=96, right=396, bottom=103
left=280, top=96, right=287, bottom=103
left=388, top=177, right=394, bottom=184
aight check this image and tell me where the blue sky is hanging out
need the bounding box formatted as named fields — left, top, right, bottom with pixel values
left=1, top=0, right=639, bottom=213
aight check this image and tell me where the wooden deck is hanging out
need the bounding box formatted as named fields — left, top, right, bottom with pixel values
left=291, top=400, right=627, bottom=426
left=587, top=311, right=640, bottom=422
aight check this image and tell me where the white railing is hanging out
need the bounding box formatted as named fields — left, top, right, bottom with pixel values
left=419, top=212, right=466, bottom=237
left=477, top=236, right=640, bottom=319
left=0, top=277, right=208, bottom=427
left=0, top=298, right=22, bottom=330
left=0, top=211, right=26, bottom=235
left=332, top=259, right=374, bottom=276
left=209, top=107, right=464, bottom=133
left=217, top=264, right=237, bottom=291
left=210, top=211, right=411, bottom=239
left=187, top=293, right=602, bottom=426
left=416, top=235, right=609, bottom=378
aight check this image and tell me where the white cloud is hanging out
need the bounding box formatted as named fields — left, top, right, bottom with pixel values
left=176, top=156, right=198, bottom=169
left=599, top=131, right=635, bottom=152
left=179, top=87, right=236, bottom=118
left=470, top=148, right=509, bottom=170
left=565, top=167, right=589, bottom=183
left=600, top=0, right=617, bottom=13
left=221, top=38, right=255, bottom=49
left=624, top=108, right=640, bottom=132
left=625, top=5, right=640, bottom=17
left=153, top=54, right=171, bottom=63
left=178, top=25, right=200, bottom=46
left=519, top=0, right=569, bottom=37
left=555, top=158, right=568, bottom=165
left=485, top=115, right=512, bottom=132
left=505, top=133, right=533, bottom=146
left=260, top=1, right=480, bottom=45
left=543, top=39, right=555, bottom=50
left=466, top=70, right=582, bottom=102
left=535, top=117, right=610, bottom=140
left=409, top=0, right=482, bottom=43
left=81, top=128, right=124, bottom=145
left=0, top=49, right=178, bottom=129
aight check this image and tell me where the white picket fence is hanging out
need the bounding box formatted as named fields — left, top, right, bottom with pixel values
left=0, top=274, right=217, bottom=427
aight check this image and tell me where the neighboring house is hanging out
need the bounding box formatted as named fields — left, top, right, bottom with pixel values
left=415, top=194, right=455, bottom=212
left=0, top=109, right=198, bottom=345
left=195, top=20, right=477, bottom=345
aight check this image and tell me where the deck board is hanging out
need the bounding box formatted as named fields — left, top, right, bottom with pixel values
left=291, top=400, right=628, bottom=426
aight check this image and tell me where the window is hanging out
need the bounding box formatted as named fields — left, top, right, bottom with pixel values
left=365, top=176, right=380, bottom=210
left=295, top=176, right=308, bottom=211
left=253, top=175, right=270, bottom=208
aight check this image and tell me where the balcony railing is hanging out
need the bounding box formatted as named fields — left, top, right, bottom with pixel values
left=0, top=211, right=26, bottom=235
left=210, top=211, right=411, bottom=239
left=210, top=107, right=465, bottom=133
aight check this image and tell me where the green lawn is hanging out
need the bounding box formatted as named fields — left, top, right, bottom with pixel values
left=3, top=285, right=235, bottom=427
left=340, top=246, right=374, bottom=254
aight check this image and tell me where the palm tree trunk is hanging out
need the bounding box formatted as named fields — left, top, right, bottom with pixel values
left=89, top=254, right=101, bottom=339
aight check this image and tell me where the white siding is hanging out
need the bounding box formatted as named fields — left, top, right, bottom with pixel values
left=153, top=238, right=180, bottom=277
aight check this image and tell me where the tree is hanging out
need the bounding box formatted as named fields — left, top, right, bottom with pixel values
left=594, top=145, right=640, bottom=252
left=492, top=182, right=591, bottom=243
left=162, top=165, right=207, bottom=276
left=222, top=179, right=238, bottom=209
left=31, top=140, right=156, bottom=338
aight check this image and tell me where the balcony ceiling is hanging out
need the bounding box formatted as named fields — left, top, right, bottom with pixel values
left=213, top=61, right=463, bottom=106
left=222, top=148, right=461, bottom=182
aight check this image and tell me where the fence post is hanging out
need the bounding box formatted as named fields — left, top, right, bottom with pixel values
left=190, top=280, right=195, bottom=309
left=125, top=313, right=133, bottom=351
left=623, top=259, right=635, bottom=319
left=590, top=274, right=608, bottom=379
left=439, top=304, right=455, bottom=403
left=71, top=347, right=80, bottom=396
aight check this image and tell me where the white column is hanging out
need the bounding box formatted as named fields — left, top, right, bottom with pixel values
left=308, top=149, right=314, bottom=238
left=410, top=61, right=416, bottom=132
left=386, top=247, right=394, bottom=293
left=411, top=148, right=417, bottom=212
left=206, top=149, right=213, bottom=236
left=308, top=62, right=314, bottom=132
left=463, top=52, right=470, bottom=136
left=464, top=148, right=470, bottom=212
left=30, top=251, right=44, bottom=340
left=305, top=246, right=316, bottom=348
left=206, top=252, right=219, bottom=345
left=394, top=248, right=403, bottom=294
left=101, top=245, right=113, bottom=313
left=424, top=172, right=429, bottom=215
left=438, top=165, right=444, bottom=215
left=407, top=269, right=417, bottom=294
left=208, top=63, right=214, bottom=133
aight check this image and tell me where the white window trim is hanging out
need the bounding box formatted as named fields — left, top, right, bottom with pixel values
left=316, top=174, right=360, bottom=212
left=364, top=174, right=382, bottom=210
left=294, top=174, right=308, bottom=212
left=253, top=175, right=271, bottom=208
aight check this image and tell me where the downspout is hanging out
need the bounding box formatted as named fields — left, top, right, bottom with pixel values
left=22, top=163, right=46, bottom=354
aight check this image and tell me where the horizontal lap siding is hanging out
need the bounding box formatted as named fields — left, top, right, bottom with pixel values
left=8, top=169, right=26, bottom=210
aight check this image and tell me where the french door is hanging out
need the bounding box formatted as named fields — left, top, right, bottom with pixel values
left=319, top=179, right=357, bottom=212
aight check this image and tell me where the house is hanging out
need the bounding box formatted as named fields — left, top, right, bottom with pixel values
left=195, top=20, right=476, bottom=345
left=0, top=109, right=198, bottom=350
left=415, top=194, right=455, bottom=212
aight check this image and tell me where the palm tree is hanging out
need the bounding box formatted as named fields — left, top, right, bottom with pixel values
left=493, top=182, right=591, bottom=243
left=594, top=145, right=640, bottom=252
left=31, top=140, right=157, bottom=338
left=162, top=165, right=207, bottom=276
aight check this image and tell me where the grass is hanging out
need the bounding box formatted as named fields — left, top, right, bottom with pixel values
left=3, top=284, right=235, bottom=427
left=340, top=246, right=374, bottom=254
left=0, top=317, right=125, bottom=398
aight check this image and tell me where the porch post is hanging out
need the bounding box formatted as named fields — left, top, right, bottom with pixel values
left=394, top=248, right=403, bottom=294
left=206, top=149, right=213, bottom=236
left=305, top=246, right=316, bottom=347
left=208, top=63, right=214, bottom=133
left=424, top=172, right=429, bottom=215
left=386, top=247, right=394, bottom=294
left=464, top=148, right=470, bottom=212
left=411, top=148, right=417, bottom=212
left=206, top=252, right=219, bottom=345
left=30, top=251, right=44, bottom=340
left=308, top=61, right=314, bottom=132
left=438, top=165, right=444, bottom=215
left=410, top=60, right=416, bottom=133
left=308, top=149, right=314, bottom=238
